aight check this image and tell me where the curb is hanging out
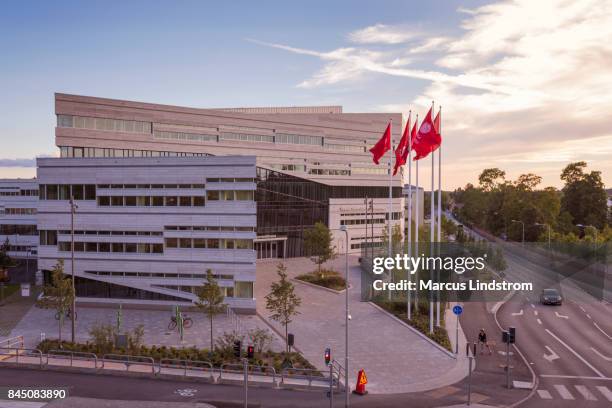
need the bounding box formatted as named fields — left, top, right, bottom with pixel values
left=291, top=278, right=350, bottom=295
left=368, top=301, right=456, bottom=359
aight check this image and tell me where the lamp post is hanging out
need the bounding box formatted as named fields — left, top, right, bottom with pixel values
left=339, top=224, right=350, bottom=408
left=69, top=196, right=78, bottom=343
left=534, top=223, right=551, bottom=251
left=511, top=220, right=525, bottom=246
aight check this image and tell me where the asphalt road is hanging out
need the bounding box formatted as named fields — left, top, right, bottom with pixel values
left=496, top=244, right=612, bottom=407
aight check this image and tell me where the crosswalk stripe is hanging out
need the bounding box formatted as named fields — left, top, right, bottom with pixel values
left=596, top=385, right=612, bottom=402
left=537, top=389, right=552, bottom=399
left=553, top=384, right=575, bottom=400
left=575, top=385, right=597, bottom=401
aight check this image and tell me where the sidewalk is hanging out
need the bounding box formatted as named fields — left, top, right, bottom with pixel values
left=255, top=256, right=468, bottom=394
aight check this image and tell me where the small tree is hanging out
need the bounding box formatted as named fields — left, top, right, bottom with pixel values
left=304, top=221, right=336, bottom=276
left=265, top=263, right=301, bottom=352
left=195, top=269, right=226, bottom=351
left=37, top=260, right=74, bottom=342
left=0, top=238, right=16, bottom=303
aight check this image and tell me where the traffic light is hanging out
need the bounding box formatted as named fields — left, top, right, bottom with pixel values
left=508, top=327, right=516, bottom=344
left=288, top=333, right=294, bottom=347
left=247, top=345, right=254, bottom=359
left=233, top=340, right=241, bottom=357
left=324, top=348, right=331, bottom=365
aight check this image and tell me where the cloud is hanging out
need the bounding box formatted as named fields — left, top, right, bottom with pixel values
left=248, top=0, right=612, bottom=188
left=0, top=158, right=36, bottom=167
left=347, top=24, right=420, bottom=44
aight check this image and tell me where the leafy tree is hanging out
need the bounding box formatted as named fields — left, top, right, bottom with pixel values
left=248, top=328, right=274, bottom=353
left=265, top=263, right=301, bottom=352
left=195, top=269, right=226, bottom=351
left=0, top=238, right=16, bottom=303
left=560, top=162, right=608, bottom=229
left=479, top=168, right=506, bottom=192
left=37, top=260, right=74, bottom=342
left=303, top=221, right=336, bottom=276
left=382, top=224, right=403, bottom=253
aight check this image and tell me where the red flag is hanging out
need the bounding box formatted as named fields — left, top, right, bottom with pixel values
left=434, top=109, right=441, bottom=134
left=413, top=108, right=441, bottom=160
left=393, top=117, right=410, bottom=175
left=369, top=123, right=391, bottom=165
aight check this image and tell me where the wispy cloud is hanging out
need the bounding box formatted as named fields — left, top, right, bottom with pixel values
left=249, top=0, right=612, bottom=187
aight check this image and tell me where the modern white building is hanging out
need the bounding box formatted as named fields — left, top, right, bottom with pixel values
left=36, top=156, right=257, bottom=312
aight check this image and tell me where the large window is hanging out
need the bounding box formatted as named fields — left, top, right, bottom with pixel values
left=220, top=132, right=274, bottom=143
left=0, top=225, right=37, bottom=235
left=39, top=185, right=96, bottom=201
left=235, top=281, right=254, bottom=298
left=275, top=133, right=323, bottom=146
left=57, top=115, right=152, bottom=134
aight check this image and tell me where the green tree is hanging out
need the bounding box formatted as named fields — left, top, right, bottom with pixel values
left=195, top=269, right=226, bottom=351
left=37, top=260, right=74, bottom=342
left=478, top=168, right=506, bottom=192
left=560, top=162, right=608, bottom=229
left=303, top=221, right=336, bottom=276
left=0, top=238, right=16, bottom=303
left=265, top=263, right=301, bottom=352
left=382, top=224, right=403, bottom=253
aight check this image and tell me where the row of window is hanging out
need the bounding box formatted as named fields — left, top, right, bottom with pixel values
left=323, top=143, right=366, bottom=153
left=0, top=189, right=39, bottom=196
left=154, top=130, right=217, bottom=143
left=351, top=241, right=384, bottom=250
left=40, top=230, right=166, bottom=246
left=98, top=195, right=206, bottom=207
left=165, top=225, right=254, bottom=232
left=0, top=224, right=37, bottom=235
left=340, top=218, right=386, bottom=226
left=207, top=190, right=254, bottom=201
left=2, top=208, right=37, bottom=215
left=59, top=146, right=210, bottom=158
left=98, top=184, right=205, bottom=189
left=165, top=238, right=253, bottom=249
left=2, top=244, right=36, bottom=253
left=58, top=241, right=164, bottom=254
left=220, top=132, right=275, bottom=143
left=58, top=115, right=152, bottom=134
left=309, top=168, right=351, bottom=176
left=85, top=271, right=234, bottom=280
left=39, top=184, right=96, bottom=200
left=154, top=282, right=253, bottom=298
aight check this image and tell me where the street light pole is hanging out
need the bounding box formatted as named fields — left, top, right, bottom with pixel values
left=511, top=220, right=525, bottom=246
left=340, top=225, right=350, bottom=408
left=69, top=196, right=78, bottom=343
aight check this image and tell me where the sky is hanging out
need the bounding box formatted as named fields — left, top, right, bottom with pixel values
left=1, top=0, right=610, bottom=190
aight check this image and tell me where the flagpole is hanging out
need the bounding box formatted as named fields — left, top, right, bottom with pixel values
left=436, top=106, right=442, bottom=327
left=429, top=101, right=435, bottom=335
left=406, top=111, right=412, bottom=321
left=388, top=119, right=393, bottom=300
left=414, top=115, right=419, bottom=313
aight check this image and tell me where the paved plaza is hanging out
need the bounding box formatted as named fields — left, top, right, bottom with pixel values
left=255, top=255, right=467, bottom=394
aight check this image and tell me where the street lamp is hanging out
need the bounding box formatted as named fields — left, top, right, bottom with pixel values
left=534, top=223, right=551, bottom=251
left=576, top=224, right=598, bottom=242
left=511, top=220, right=525, bottom=246
left=339, top=224, right=349, bottom=408
left=69, top=196, right=78, bottom=343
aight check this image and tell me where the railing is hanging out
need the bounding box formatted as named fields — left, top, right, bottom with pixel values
left=218, top=363, right=278, bottom=387
left=0, top=335, right=24, bottom=349
left=47, top=349, right=98, bottom=369
left=280, top=367, right=325, bottom=388
left=101, top=354, right=156, bottom=374
left=158, top=358, right=215, bottom=382
left=226, top=307, right=242, bottom=335
left=0, top=347, right=43, bottom=367
left=331, top=360, right=345, bottom=390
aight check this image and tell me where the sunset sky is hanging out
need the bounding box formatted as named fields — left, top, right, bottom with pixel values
left=1, top=0, right=610, bottom=190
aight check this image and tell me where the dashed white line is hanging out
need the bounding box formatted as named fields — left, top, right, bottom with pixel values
left=579, top=306, right=586, bottom=312
left=594, top=322, right=612, bottom=340
left=596, top=385, right=612, bottom=402
left=537, top=389, right=552, bottom=399
left=534, top=310, right=539, bottom=316
left=586, top=314, right=592, bottom=319
left=537, top=318, right=542, bottom=325
left=555, top=311, right=569, bottom=319
left=575, top=385, right=597, bottom=401
left=545, top=328, right=605, bottom=378
left=530, top=304, right=536, bottom=309
left=554, top=384, right=575, bottom=400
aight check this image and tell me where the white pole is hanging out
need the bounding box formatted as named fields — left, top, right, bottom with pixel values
left=429, top=102, right=435, bottom=335
left=388, top=120, right=393, bottom=300
left=436, top=106, right=442, bottom=327
left=406, top=111, right=412, bottom=321
left=415, top=144, right=419, bottom=312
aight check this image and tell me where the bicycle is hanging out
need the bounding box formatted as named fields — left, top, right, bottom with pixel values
left=168, top=315, right=193, bottom=330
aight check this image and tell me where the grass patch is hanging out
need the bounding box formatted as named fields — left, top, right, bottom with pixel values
left=36, top=339, right=319, bottom=374
left=296, top=269, right=346, bottom=291
left=376, top=300, right=452, bottom=352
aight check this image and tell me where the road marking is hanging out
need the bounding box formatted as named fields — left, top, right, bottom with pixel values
left=534, top=310, right=538, bottom=316
left=586, top=314, right=592, bottom=319
left=575, top=385, right=597, bottom=401
left=594, top=322, right=612, bottom=340
left=579, top=306, right=586, bottom=312
left=591, top=347, right=612, bottom=362
left=543, top=345, right=560, bottom=362
left=498, top=350, right=514, bottom=356
left=537, top=318, right=542, bottom=325
left=553, top=384, right=575, bottom=400
left=512, top=309, right=523, bottom=316
left=545, top=329, right=605, bottom=378
left=530, top=304, right=536, bottom=309
left=537, top=389, right=552, bottom=399
left=555, top=311, right=569, bottom=319
left=596, top=385, right=612, bottom=402
left=541, top=375, right=612, bottom=381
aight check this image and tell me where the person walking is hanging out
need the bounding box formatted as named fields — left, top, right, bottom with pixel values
left=478, top=328, right=492, bottom=355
